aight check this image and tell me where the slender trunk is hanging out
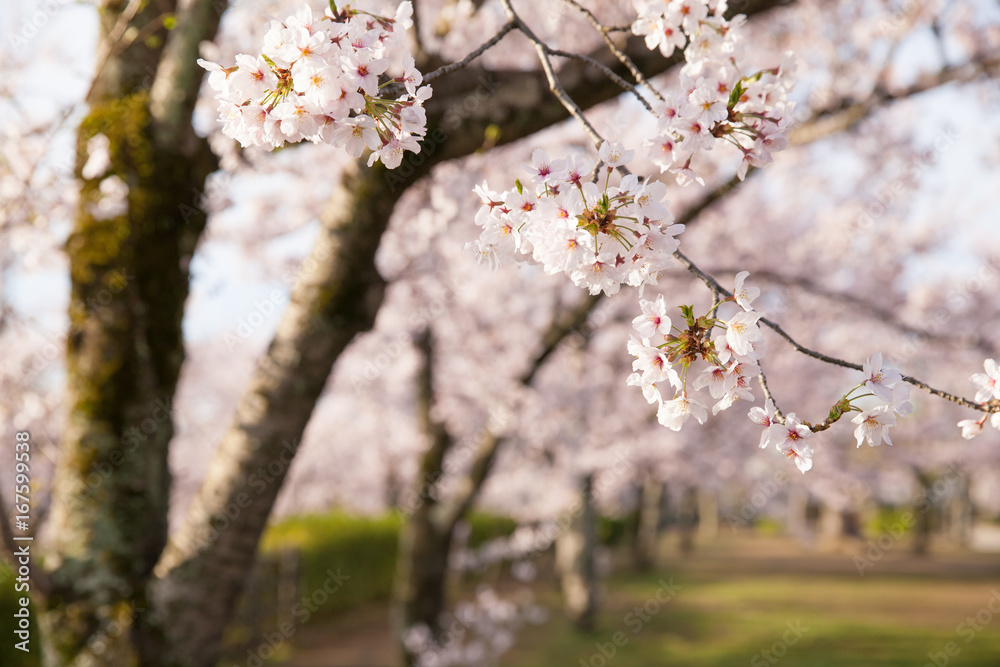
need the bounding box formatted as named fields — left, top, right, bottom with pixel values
left=677, top=486, right=697, bottom=555
left=697, top=488, right=718, bottom=542
left=632, top=474, right=663, bottom=571
left=817, top=503, right=843, bottom=549
left=786, top=486, right=809, bottom=542
left=556, top=475, right=599, bottom=632
left=947, top=474, right=971, bottom=547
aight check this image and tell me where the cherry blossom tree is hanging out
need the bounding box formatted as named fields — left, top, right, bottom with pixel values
left=1, top=1, right=999, bottom=667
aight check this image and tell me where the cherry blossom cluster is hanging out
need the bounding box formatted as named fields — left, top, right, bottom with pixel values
left=631, top=0, right=796, bottom=184
left=470, top=142, right=684, bottom=296
left=749, top=353, right=912, bottom=473
left=198, top=2, right=429, bottom=167
left=957, top=359, right=1000, bottom=439
left=628, top=272, right=766, bottom=429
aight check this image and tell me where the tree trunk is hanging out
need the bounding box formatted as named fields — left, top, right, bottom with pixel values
left=786, top=486, right=809, bottom=542
left=40, top=0, right=222, bottom=662
left=556, top=475, right=599, bottom=632
left=947, top=473, right=971, bottom=548
left=146, top=159, right=418, bottom=666
left=677, top=486, right=697, bottom=555
left=697, top=488, right=718, bottom=542
left=912, top=471, right=934, bottom=558
left=632, top=474, right=663, bottom=571
left=817, top=503, right=843, bottom=549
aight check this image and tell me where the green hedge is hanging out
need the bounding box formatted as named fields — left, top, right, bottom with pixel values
left=0, top=561, right=41, bottom=667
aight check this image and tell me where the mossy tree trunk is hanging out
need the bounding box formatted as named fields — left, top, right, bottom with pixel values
left=41, top=0, right=223, bottom=663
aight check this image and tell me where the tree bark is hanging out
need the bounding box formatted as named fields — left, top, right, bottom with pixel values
left=40, top=0, right=223, bottom=662
left=912, top=470, right=933, bottom=558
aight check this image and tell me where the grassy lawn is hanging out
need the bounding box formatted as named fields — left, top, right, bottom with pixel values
left=504, top=538, right=1000, bottom=667
left=282, top=535, right=1000, bottom=666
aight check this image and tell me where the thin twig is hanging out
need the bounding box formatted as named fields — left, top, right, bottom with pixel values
left=498, top=0, right=605, bottom=148
left=423, top=20, right=517, bottom=83
left=544, top=46, right=655, bottom=114
left=756, top=370, right=786, bottom=421
left=559, top=0, right=666, bottom=103
left=673, top=249, right=999, bottom=414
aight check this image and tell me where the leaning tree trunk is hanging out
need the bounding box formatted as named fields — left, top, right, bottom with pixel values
left=556, top=475, right=599, bottom=632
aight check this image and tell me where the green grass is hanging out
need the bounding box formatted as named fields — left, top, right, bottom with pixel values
left=503, top=565, right=1000, bottom=666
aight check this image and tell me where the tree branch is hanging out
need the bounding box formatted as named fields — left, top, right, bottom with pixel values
left=438, top=293, right=602, bottom=532
left=791, top=53, right=1000, bottom=144
left=423, top=19, right=518, bottom=83
left=560, top=0, right=666, bottom=102
left=673, top=249, right=1000, bottom=413
left=149, top=0, right=230, bottom=152
left=499, top=0, right=605, bottom=148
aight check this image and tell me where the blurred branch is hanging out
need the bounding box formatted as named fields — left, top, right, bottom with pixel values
left=438, top=292, right=601, bottom=531
left=791, top=54, right=1000, bottom=144
left=711, top=267, right=997, bottom=356
left=423, top=19, right=517, bottom=83
left=673, top=249, right=1000, bottom=414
